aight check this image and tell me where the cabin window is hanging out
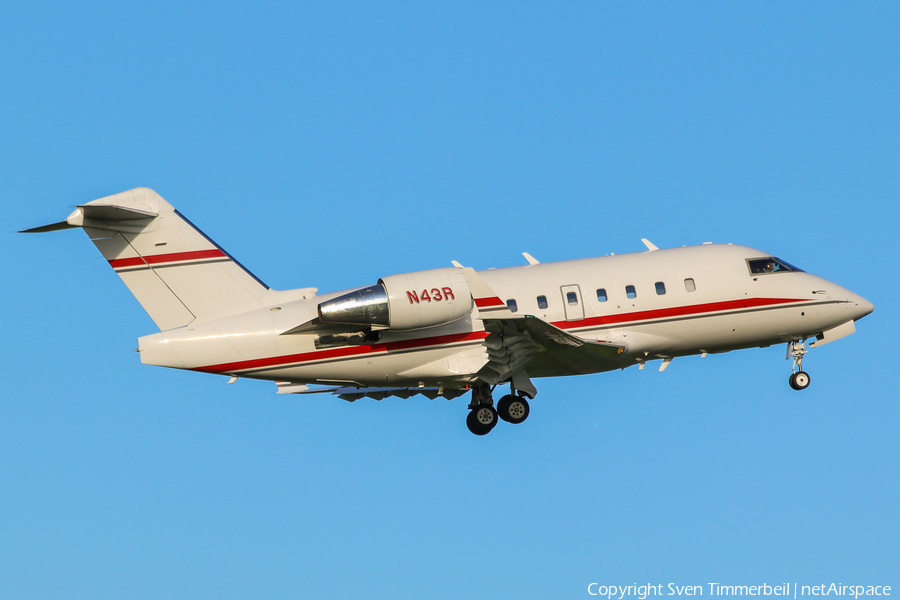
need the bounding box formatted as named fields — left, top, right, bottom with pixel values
left=626, top=285, right=637, bottom=299
left=506, top=299, right=518, bottom=313
left=597, top=288, right=607, bottom=302
left=566, top=291, right=578, bottom=305
left=537, top=295, right=548, bottom=309
left=747, top=257, right=804, bottom=275
left=684, top=278, right=696, bottom=292
left=655, top=282, right=666, bottom=295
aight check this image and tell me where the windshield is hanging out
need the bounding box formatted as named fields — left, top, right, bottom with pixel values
left=747, top=257, right=804, bottom=274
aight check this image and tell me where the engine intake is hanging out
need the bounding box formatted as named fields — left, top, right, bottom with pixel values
left=317, top=267, right=472, bottom=331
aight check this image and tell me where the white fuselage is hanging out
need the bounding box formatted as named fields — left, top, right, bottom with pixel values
left=137, top=244, right=872, bottom=389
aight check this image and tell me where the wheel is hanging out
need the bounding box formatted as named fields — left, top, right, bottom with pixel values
left=506, top=396, right=530, bottom=424
left=466, top=405, right=498, bottom=435
left=789, top=371, right=811, bottom=390
left=497, top=394, right=530, bottom=424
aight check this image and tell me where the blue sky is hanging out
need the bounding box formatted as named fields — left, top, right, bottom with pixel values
left=2, top=2, right=898, bottom=598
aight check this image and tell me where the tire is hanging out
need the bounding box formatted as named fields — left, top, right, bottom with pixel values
left=789, top=371, right=811, bottom=390
left=497, top=395, right=514, bottom=423
left=789, top=373, right=799, bottom=390
left=498, top=395, right=530, bottom=424
left=466, top=406, right=498, bottom=435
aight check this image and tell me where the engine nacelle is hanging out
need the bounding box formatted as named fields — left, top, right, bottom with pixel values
left=318, top=267, right=472, bottom=330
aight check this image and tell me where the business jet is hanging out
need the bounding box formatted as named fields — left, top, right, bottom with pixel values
left=22, top=188, right=873, bottom=435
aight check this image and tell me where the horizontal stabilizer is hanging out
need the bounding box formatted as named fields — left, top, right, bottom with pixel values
left=20, top=203, right=159, bottom=234
left=74, top=203, right=159, bottom=233
left=19, top=221, right=78, bottom=233
left=79, top=204, right=159, bottom=221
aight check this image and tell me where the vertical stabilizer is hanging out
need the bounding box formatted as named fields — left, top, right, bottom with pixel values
left=25, top=187, right=271, bottom=330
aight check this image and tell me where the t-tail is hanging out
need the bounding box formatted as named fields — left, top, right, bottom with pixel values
left=20, top=187, right=314, bottom=330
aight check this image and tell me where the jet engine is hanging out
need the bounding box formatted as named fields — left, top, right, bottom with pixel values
left=317, top=267, right=473, bottom=330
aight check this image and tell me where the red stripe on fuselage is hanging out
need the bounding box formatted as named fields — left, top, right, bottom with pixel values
left=475, top=297, right=505, bottom=307
left=551, top=297, right=806, bottom=330
left=192, top=330, right=491, bottom=374
left=109, top=249, right=226, bottom=269
left=191, top=296, right=808, bottom=375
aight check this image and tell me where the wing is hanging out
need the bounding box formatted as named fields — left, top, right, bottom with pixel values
left=460, top=266, right=627, bottom=397
left=481, top=316, right=625, bottom=380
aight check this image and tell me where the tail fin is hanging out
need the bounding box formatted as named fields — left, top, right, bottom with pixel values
left=22, top=187, right=272, bottom=330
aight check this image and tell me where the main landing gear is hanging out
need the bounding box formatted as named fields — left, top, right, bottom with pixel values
left=466, top=384, right=531, bottom=435
left=787, top=339, right=811, bottom=391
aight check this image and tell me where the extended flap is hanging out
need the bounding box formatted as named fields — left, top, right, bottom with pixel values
left=483, top=315, right=627, bottom=378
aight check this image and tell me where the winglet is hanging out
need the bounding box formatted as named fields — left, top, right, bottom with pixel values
left=522, top=252, right=539, bottom=265
left=460, top=267, right=516, bottom=319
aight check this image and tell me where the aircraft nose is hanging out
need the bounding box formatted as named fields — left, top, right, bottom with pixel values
left=850, top=294, right=874, bottom=321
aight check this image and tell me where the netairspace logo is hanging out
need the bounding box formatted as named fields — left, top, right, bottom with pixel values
left=587, top=584, right=892, bottom=599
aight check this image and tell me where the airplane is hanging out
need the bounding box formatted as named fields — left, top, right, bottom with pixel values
left=21, top=187, right=874, bottom=435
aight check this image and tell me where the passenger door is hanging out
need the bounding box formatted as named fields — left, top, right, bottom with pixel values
left=560, top=284, right=584, bottom=321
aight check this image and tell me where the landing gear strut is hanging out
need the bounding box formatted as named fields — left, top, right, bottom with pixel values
left=466, top=384, right=498, bottom=435
left=787, top=339, right=811, bottom=391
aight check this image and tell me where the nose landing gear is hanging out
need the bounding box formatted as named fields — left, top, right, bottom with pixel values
left=787, top=340, right=811, bottom=390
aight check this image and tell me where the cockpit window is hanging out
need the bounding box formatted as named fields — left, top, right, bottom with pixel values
left=747, top=257, right=804, bottom=275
